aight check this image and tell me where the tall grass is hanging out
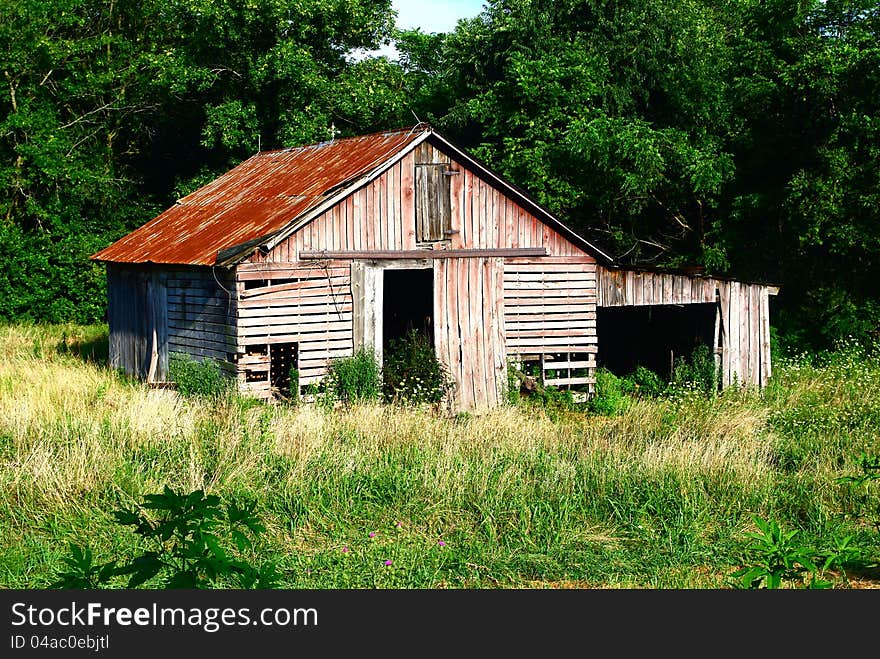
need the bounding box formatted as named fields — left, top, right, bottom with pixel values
left=0, top=323, right=877, bottom=588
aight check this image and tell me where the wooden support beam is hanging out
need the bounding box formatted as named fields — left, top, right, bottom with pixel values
left=299, top=247, right=549, bottom=260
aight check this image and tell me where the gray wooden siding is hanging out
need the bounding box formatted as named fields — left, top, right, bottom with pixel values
left=107, top=264, right=235, bottom=383
left=165, top=267, right=237, bottom=375
left=107, top=264, right=164, bottom=381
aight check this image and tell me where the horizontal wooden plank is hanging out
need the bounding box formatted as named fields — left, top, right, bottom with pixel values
left=167, top=315, right=233, bottom=330
left=237, top=260, right=351, bottom=272
left=543, top=377, right=595, bottom=387
left=505, top=320, right=595, bottom=331
left=300, top=248, right=549, bottom=259
left=298, top=347, right=356, bottom=362
left=503, top=303, right=595, bottom=314
left=237, top=303, right=353, bottom=318
left=507, top=328, right=596, bottom=339
left=239, top=336, right=353, bottom=349
left=238, top=311, right=352, bottom=328
left=166, top=280, right=227, bottom=291
left=507, top=336, right=597, bottom=347
left=168, top=319, right=233, bottom=334
left=238, top=321, right=351, bottom=338
left=167, top=294, right=230, bottom=307
left=503, top=280, right=594, bottom=291
left=168, top=332, right=236, bottom=350
left=505, top=256, right=596, bottom=264
left=167, top=298, right=231, bottom=311
left=504, top=263, right=596, bottom=273
left=504, top=272, right=596, bottom=282
left=505, top=312, right=597, bottom=323
left=240, top=362, right=270, bottom=373
left=166, top=343, right=230, bottom=361
left=541, top=360, right=595, bottom=370
left=504, top=286, right=593, bottom=298
left=238, top=292, right=352, bottom=309
left=507, top=345, right=599, bottom=355
left=237, top=354, right=269, bottom=366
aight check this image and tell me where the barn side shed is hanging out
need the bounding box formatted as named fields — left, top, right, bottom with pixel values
left=596, top=267, right=778, bottom=387
left=91, top=124, right=777, bottom=412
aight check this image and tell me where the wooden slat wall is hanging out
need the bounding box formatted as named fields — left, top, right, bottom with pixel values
left=107, top=264, right=150, bottom=380
left=596, top=267, right=718, bottom=307
left=239, top=139, right=599, bottom=409
left=108, top=265, right=234, bottom=383
left=596, top=266, right=773, bottom=388
left=247, top=142, right=585, bottom=263
left=503, top=256, right=598, bottom=388
left=718, top=280, right=772, bottom=388
left=434, top=257, right=506, bottom=413
left=234, top=262, right=354, bottom=397
left=165, top=267, right=237, bottom=376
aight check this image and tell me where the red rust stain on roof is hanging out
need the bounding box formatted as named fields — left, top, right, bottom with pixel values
left=91, top=127, right=426, bottom=266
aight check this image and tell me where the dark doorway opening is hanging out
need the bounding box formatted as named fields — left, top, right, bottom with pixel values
left=383, top=268, right=434, bottom=358
left=269, top=342, right=298, bottom=400
left=597, top=304, right=716, bottom=381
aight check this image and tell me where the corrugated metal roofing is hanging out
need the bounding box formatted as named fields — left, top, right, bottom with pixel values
left=91, top=127, right=428, bottom=266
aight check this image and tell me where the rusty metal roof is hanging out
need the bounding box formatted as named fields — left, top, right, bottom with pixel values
left=91, top=126, right=428, bottom=266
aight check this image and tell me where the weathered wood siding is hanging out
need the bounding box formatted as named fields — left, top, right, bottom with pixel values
left=717, top=280, right=773, bottom=388
left=165, top=267, right=237, bottom=375
left=107, top=264, right=166, bottom=381
left=434, top=257, right=507, bottom=412
left=596, top=266, right=774, bottom=387
left=107, top=264, right=234, bottom=382
left=235, top=261, right=353, bottom=398
left=503, top=256, right=598, bottom=388
left=597, top=268, right=718, bottom=307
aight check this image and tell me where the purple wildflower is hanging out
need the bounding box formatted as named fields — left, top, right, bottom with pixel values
left=438, top=540, right=446, bottom=547
left=384, top=559, right=393, bottom=566
left=342, top=546, right=349, bottom=553
left=369, top=531, right=376, bottom=538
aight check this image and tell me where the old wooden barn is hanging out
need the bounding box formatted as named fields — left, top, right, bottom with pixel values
left=91, top=125, right=778, bottom=412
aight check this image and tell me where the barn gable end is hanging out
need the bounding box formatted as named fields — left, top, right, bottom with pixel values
left=236, top=137, right=598, bottom=410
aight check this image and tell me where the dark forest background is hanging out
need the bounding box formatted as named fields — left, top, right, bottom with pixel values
left=2, top=0, right=878, bottom=352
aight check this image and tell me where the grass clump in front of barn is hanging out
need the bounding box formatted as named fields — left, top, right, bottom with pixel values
left=0, top=323, right=877, bottom=589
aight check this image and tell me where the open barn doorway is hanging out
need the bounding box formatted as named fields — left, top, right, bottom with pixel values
left=382, top=268, right=434, bottom=358
left=596, top=304, right=717, bottom=382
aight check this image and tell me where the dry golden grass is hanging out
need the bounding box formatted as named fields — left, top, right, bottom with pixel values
left=2, top=323, right=878, bottom=589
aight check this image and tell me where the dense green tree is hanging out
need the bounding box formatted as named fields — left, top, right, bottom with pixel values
left=720, top=0, right=880, bottom=349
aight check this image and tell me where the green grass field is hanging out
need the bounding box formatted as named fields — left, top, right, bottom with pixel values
left=1, top=323, right=877, bottom=589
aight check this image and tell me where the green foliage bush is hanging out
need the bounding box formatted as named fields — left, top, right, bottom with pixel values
left=52, top=486, right=278, bottom=589
left=168, top=353, right=230, bottom=398
left=621, top=365, right=667, bottom=398
left=672, top=344, right=719, bottom=396
left=589, top=368, right=628, bottom=416
left=382, top=329, right=453, bottom=406
left=326, top=348, right=382, bottom=405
